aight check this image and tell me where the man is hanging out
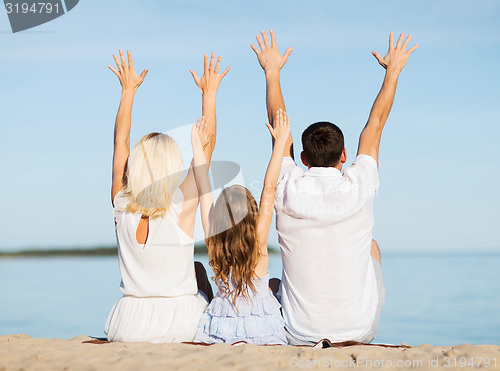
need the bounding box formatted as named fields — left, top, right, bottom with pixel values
left=251, top=30, right=418, bottom=345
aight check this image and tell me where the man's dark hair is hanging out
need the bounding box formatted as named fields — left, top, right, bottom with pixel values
left=301, top=122, right=344, bottom=167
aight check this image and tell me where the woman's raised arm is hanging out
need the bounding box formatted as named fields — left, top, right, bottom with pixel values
left=108, top=50, right=148, bottom=204
left=190, top=117, right=214, bottom=241
left=178, top=53, right=229, bottom=237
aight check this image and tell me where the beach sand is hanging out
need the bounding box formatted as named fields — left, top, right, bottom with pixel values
left=0, top=334, right=499, bottom=370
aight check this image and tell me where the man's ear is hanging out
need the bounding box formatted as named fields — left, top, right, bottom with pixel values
left=300, top=151, right=309, bottom=167
left=340, top=148, right=347, bottom=164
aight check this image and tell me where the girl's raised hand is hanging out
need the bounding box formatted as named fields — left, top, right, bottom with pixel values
left=191, top=116, right=213, bottom=151
left=108, top=50, right=149, bottom=91
left=265, top=109, right=290, bottom=145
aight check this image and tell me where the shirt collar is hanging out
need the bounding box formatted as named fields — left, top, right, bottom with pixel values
left=306, top=166, right=342, bottom=177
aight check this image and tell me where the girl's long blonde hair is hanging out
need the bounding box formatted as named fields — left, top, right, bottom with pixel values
left=122, top=132, right=183, bottom=218
left=207, top=185, right=261, bottom=305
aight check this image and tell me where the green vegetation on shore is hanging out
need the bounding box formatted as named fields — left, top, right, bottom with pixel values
left=0, top=244, right=279, bottom=257
left=0, top=246, right=119, bottom=258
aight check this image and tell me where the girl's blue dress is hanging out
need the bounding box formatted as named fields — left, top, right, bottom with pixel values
left=194, top=273, right=287, bottom=345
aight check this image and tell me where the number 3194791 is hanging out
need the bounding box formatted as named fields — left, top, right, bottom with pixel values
left=5, top=2, right=61, bottom=14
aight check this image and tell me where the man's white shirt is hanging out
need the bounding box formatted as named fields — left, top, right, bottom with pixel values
left=275, top=154, right=380, bottom=342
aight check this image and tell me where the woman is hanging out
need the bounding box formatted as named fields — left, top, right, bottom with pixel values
left=104, top=50, right=229, bottom=343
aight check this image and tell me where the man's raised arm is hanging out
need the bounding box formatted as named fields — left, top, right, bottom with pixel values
left=251, top=30, right=294, bottom=158
left=358, top=32, right=419, bottom=166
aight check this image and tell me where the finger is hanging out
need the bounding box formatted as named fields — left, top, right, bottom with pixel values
left=276, top=109, right=282, bottom=125
left=402, top=34, right=412, bottom=50
left=396, top=33, right=405, bottom=49
left=107, top=65, right=120, bottom=77
left=127, top=50, right=134, bottom=69
left=389, top=32, right=394, bottom=50
left=113, top=54, right=123, bottom=73
left=372, top=51, right=383, bottom=63
left=283, top=47, right=293, bottom=61
left=204, top=53, right=208, bottom=75
left=408, top=43, right=419, bottom=54
left=209, top=52, right=215, bottom=71
left=261, top=30, right=271, bottom=48
left=256, top=34, right=265, bottom=51
left=196, top=117, right=202, bottom=128
left=270, top=29, right=277, bottom=49
left=215, top=56, right=221, bottom=73
left=140, top=69, right=148, bottom=80
left=119, top=50, right=127, bottom=69
left=219, top=66, right=230, bottom=80
left=190, top=70, right=201, bottom=86
left=250, top=43, right=260, bottom=55
left=265, top=123, right=274, bottom=136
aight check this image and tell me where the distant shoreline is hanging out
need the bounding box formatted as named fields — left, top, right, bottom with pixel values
left=0, top=245, right=497, bottom=258
left=0, top=244, right=281, bottom=258
left=0, top=244, right=206, bottom=257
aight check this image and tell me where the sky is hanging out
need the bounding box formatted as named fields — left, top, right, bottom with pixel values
left=0, top=0, right=499, bottom=252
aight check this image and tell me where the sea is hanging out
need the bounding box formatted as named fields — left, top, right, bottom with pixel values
left=1, top=252, right=499, bottom=346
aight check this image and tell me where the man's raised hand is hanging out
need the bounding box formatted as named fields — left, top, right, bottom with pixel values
left=372, top=32, right=419, bottom=73
left=251, top=30, right=293, bottom=73
left=190, top=53, right=230, bottom=95
left=108, top=50, right=148, bottom=91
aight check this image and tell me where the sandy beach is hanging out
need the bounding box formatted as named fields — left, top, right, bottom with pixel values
left=1, top=335, right=498, bottom=371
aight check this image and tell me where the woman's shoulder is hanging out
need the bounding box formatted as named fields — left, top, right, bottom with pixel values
left=113, top=189, right=128, bottom=214
left=113, top=188, right=184, bottom=218
left=167, top=188, right=184, bottom=222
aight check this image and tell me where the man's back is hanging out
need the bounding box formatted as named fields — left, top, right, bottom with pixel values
left=275, top=155, right=381, bottom=343
left=250, top=29, right=417, bottom=345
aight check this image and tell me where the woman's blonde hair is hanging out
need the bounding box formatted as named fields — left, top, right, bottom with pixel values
left=122, top=132, right=183, bottom=218
left=207, top=185, right=260, bottom=305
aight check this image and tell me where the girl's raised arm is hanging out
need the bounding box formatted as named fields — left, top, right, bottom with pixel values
left=255, top=109, right=290, bottom=276
left=108, top=50, right=148, bottom=204
left=190, top=117, right=214, bottom=240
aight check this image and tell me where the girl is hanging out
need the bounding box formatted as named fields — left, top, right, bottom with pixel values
left=104, top=50, right=229, bottom=343
left=191, top=109, right=290, bottom=345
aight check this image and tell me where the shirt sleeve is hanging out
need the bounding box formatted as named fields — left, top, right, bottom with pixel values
left=347, top=155, right=380, bottom=192
left=167, top=188, right=184, bottom=223
left=275, top=157, right=300, bottom=213
left=112, top=189, right=128, bottom=221
left=278, top=157, right=298, bottom=183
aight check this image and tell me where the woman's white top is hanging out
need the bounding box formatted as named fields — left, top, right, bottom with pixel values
left=104, top=189, right=208, bottom=343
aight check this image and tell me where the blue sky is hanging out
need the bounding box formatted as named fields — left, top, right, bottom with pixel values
left=1, top=0, right=499, bottom=251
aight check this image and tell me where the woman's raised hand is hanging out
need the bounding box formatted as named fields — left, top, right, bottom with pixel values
left=190, top=53, right=230, bottom=95
left=108, top=50, right=149, bottom=91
